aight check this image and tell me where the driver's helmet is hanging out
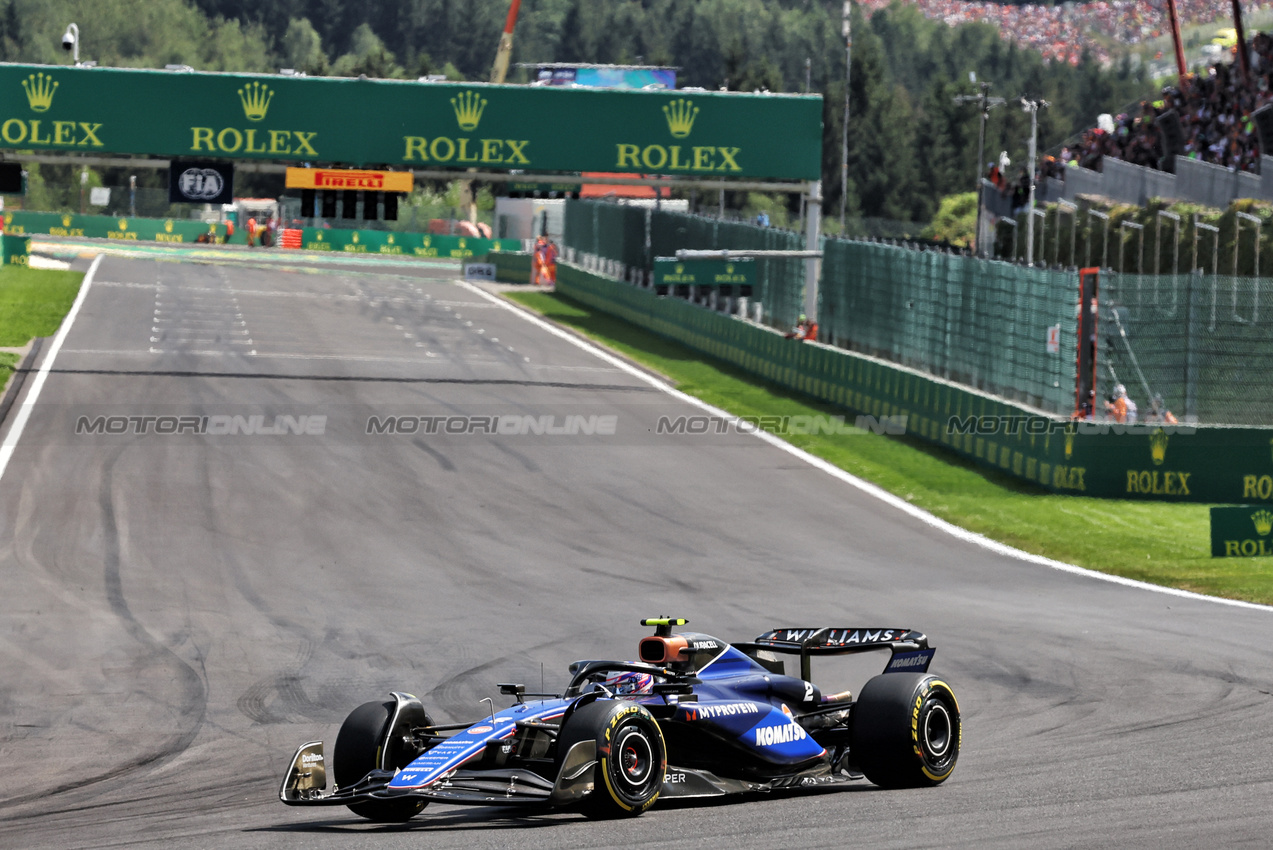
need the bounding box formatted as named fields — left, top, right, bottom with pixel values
left=604, top=670, right=654, bottom=695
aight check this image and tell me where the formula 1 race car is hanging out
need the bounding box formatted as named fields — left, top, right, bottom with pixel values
left=279, top=618, right=960, bottom=821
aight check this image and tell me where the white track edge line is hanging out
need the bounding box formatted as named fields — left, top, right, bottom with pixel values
left=460, top=280, right=1273, bottom=614
left=0, top=254, right=104, bottom=474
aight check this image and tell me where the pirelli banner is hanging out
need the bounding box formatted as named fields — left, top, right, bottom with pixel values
left=285, top=167, right=413, bottom=193
left=0, top=65, right=822, bottom=181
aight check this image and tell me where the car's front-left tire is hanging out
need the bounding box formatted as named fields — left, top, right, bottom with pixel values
left=333, top=699, right=430, bottom=822
left=556, top=700, right=666, bottom=818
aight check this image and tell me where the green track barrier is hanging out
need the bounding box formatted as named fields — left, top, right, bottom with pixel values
left=555, top=263, right=1273, bottom=504
left=300, top=227, right=519, bottom=258
left=486, top=252, right=533, bottom=284
left=4, top=210, right=222, bottom=242
left=2, top=234, right=30, bottom=266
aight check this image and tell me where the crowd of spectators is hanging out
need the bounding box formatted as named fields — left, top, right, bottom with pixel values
left=1060, top=31, right=1273, bottom=174
left=859, top=0, right=1262, bottom=66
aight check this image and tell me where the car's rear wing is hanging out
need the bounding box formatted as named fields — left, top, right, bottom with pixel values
left=735, top=628, right=932, bottom=680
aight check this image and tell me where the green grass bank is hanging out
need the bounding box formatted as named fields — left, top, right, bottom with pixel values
left=0, top=266, right=84, bottom=347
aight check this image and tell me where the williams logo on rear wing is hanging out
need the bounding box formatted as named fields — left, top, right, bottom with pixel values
left=750, top=628, right=928, bottom=652
left=736, top=628, right=934, bottom=679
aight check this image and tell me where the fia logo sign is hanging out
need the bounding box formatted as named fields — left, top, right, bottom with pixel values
left=177, top=167, right=225, bottom=201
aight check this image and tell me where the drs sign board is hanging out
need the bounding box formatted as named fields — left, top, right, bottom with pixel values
left=0, top=65, right=822, bottom=181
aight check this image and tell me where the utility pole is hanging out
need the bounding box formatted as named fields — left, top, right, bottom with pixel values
left=953, top=79, right=1004, bottom=256
left=1021, top=97, right=1048, bottom=266
left=839, top=0, right=851, bottom=232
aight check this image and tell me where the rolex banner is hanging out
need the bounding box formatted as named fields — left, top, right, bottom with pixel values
left=1210, top=506, right=1273, bottom=557
left=169, top=160, right=234, bottom=205
left=653, top=257, right=755, bottom=288
left=0, top=65, right=822, bottom=181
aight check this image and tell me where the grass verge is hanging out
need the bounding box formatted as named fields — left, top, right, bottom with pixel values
left=506, top=289, right=1273, bottom=606
left=0, top=351, right=18, bottom=386
left=0, top=266, right=84, bottom=347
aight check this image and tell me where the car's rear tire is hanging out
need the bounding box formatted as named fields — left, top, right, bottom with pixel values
left=334, top=699, right=430, bottom=822
left=851, top=673, right=960, bottom=788
left=556, top=700, right=666, bottom=818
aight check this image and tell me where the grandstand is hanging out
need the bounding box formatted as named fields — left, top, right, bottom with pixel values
left=858, top=0, right=1270, bottom=65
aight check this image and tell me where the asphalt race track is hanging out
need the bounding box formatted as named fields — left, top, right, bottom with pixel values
left=1, top=254, right=1271, bottom=849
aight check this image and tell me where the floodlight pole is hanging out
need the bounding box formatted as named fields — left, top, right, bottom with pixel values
left=1057, top=199, right=1077, bottom=267
left=806, top=179, right=822, bottom=322
left=1155, top=210, right=1180, bottom=275
left=1119, top=220, right=1144, bottom=273
left=1089, top=209, right=1110, bottom=269
left=1031, top=208, right=1047, bottom=266
left=953, top=81, right=1004, bottom=257
left=1021, top=97, right=1048, bottom=267
left=840, top=0, right=851, bottom=232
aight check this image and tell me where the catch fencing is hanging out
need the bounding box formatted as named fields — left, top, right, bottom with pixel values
left=820, top=241, right=1076, bottom=415
left=559, top=199, right=1273, bottom=425
left=563, top=201, right=807, bottom=332
left=1100, top=270, right=1273, bottom=426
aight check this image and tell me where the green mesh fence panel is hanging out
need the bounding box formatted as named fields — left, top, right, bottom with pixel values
left=1101, top=271, right=1273, bottom=426
left=563, top=201, right=647, bottom=269
left=562, top=200, right=808, bottom=332
left=648, top=211, right=806, bottom=330
left=820, top=239, right=1077, bottom=414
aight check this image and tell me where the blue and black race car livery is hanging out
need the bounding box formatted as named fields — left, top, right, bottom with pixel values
left=279, top=618, right=961, bottom=821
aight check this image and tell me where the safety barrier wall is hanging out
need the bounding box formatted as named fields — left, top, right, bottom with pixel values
left=554, top=262, right=1273, bottom=504
left=3, top=210, right=222, bottom=242
left=2, top=210, right=523, bottom=259
left=298, top=227, right=520, bottom=258
left=487, top=251, right=533, bottom=283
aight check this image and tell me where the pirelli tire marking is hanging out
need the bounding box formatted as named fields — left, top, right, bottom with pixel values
left=911, top=679, right=960, bottom=782
left=598, top=704, right=666, bottom=813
